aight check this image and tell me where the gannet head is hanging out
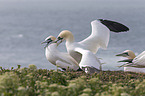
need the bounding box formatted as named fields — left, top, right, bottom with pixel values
left=41, top=36, right=56, bottom=48
left=116, top=50, right=136, bottom=59
left=56, top=30, right=74, bottom=45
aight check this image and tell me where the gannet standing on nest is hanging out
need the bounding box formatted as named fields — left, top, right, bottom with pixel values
left=116, top=50, right=145, bottom=73
left=41, top=36, right=80, bottom=71
left=55, top=19, right=129, bottom=74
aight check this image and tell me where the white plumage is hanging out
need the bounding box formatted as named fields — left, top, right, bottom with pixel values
left=79, top=20, right=110, bottom=53
left=116, top=50, right=145, bottom=73
left=56, top=19, right=129, bottom=73
left=42, top=36, right=80, bottom=71
left=124, top=67, right=145, bottom=73
left=74, top=48, right=101, bottom=74
left=133, top=51, right=145, bottom=66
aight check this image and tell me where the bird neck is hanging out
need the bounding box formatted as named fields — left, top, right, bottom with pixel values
left=65, top=35, right=74, bottom=46
left=47, top=43, right=57, bottom=51
left=127, top=54, right=136, bottom=59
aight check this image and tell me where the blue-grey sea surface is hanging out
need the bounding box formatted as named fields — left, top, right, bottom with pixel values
left=0, top=0, right=145, bottom=70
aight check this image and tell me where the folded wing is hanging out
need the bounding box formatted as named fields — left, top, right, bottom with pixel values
left=133, top=51, right=145, bottom=66
left=55, top=53, right=79, bottom=70
left=74, top=48, right=101, bottom=69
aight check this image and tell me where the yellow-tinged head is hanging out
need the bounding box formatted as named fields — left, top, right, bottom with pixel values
left=45, top=36, right=56, bottom=41
left=116, top=50, right=136, bottom=59
left=56, top=30, right=74, bottom=44
left=41, top=36, right=56, bottom=48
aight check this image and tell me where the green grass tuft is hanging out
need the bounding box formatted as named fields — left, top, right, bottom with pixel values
left=0, top=64, right=145, bottom=96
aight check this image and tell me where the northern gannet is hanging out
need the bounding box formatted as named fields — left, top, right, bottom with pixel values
left=56, top=19, right=129, bottom=63
left=55, top=19, right=129, bottom=73
left=116, top=50, right=145, bottom=73
left=41, top=36, right=80, bottom=71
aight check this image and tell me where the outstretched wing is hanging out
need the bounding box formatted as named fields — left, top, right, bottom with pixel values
left=79, top=19, right=129, bottom=54
left=79, top=19, right=110, bottom=53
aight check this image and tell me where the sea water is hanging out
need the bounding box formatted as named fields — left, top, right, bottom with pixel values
left=0, top=0, right=145, bottom=70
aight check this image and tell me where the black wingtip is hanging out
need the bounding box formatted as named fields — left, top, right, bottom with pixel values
left=98, top=19, right=129, bottom=33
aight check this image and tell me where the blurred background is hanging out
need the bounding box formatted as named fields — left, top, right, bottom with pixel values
left=0, top=0, right=145, bottom=70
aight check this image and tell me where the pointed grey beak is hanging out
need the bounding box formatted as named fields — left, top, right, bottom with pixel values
left=55, top=37, right=63, bottom=46
left=41, top=41, right=48, bottom=44
left=116, top=52, right=129, bottom=57
left=118, top=59, right=133, bottom=63
left=56, top=39, right=63, bottom=46
left=116, top=53, right=125, bottom=56
left=116, top=52, right=132, bottom=63
left=41, top=39, right=52, bottom=44
left=41, top=39, right=52, bottom=48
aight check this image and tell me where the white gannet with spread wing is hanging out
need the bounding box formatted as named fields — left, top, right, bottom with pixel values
left=55, top=19, right=129, bottom=73
left=116, top=50, right=145, bottom=73
left=41, top=36, right=80, bottom=71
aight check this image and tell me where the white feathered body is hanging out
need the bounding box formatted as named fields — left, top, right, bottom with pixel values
left=132, top=51, right=145, bottom=66
left=79, top=20, right=110, bottom=53
left=45, top=43, right=79, bottom=70
left=121, top=51, right=145, bottom=73
left=66, top=20, right=110, bottom=63
left=124, top=67, right=145, bottom=73
left=74, top=48, right=101, bottom=70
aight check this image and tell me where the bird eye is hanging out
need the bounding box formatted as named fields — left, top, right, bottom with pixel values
left=47, top=38, right=52, bottom=41
left=123, top=52, right=129, bottom=56
left=58, top=37, right=63, bottom=40
left=46, top=38, right=52, bottom=43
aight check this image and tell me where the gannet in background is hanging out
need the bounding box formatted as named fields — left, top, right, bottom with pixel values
left=55, top=19, right=129, bottom=73
left=41, top=36, right=80, bottom=71
left=116, top=50, right=145, bottom=73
